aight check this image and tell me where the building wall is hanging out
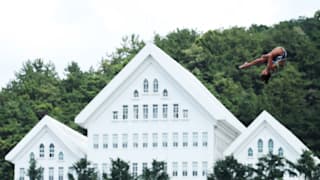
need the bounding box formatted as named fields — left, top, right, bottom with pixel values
left=13, top=128, right=81, bottom=180
left=85, top=57, right=230, bottom=179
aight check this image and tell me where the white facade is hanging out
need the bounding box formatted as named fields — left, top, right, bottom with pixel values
left=6, top=44, right=311, bottom=180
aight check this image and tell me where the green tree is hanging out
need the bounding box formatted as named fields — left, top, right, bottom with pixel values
left=104, top=158, right=132, bottom=180
left=68, top=157, right=98, bottom=180
left=138, top=160, right=169, bottom=180
left=295, top=150, right=320, bottom=180
left=27, top=158, right=43, bottom=180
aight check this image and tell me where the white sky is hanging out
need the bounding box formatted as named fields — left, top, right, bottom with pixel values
left=0, top=0, right=319, bottom=88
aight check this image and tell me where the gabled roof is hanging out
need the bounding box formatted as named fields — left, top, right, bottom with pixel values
left=75, top=43, right=245, bottom=132
left=5, top=115, right=87, bottom=162
left=224, top=110, right=309, bottom=156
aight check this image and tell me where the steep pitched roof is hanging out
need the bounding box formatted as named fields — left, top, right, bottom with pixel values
left=75, top=43, right=245, bottom=132
left=5, top=115, right=87, bottom=162
left=224, top=110, right=309, bottom=156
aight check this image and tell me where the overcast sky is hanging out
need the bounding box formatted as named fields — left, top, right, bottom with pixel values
left=0, top=0, right=319, bottom=88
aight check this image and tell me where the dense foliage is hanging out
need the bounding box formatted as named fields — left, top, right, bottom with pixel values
left=0, top=11, right=319, bottom=178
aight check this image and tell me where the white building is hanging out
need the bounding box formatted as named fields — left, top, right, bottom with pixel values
left=6, top=43, right=310, bottom=180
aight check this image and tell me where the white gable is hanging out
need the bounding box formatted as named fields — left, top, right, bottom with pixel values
left=75, top=43, right=245, bottom=133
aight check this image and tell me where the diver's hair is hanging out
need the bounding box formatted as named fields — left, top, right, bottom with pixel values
left=261, top=73, right=271, bottom=84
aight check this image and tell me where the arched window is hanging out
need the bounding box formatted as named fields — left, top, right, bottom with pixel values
left=153, top=79, right=158, bottom=93
left=39, top=144, right=44, bottom=158
left=58, top=152, right=64, bottom=161
left=143, top=79, right=148, bottom=93
left=268, top=139, right=274, bottom=153
left=278, top=147, right=284, bottom=157
left=133, top=90, right=139, bottom=97
left=258, top=139, right=263, bottom=153
left=163, top=89, right=168, bottom=97
left=30, top=152, right=35, bottom=160
left=49, top=143, right=55, bottom=158
left=248, top=148, right=253, bottom=157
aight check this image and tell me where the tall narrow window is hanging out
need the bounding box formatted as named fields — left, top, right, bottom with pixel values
left=182, top=162, right=188, bottom=176
left=278, top=147, right=284, bottom=157
left=49, top=143, right=55, bottom=158
left=172, top=162, right=178, bottom=176
left=58, top=167, right=64, bottom=180
left=113, top=111, right=118, bottom=120
left=93, top=134, right=99, bottom=149
left=133, top=90, right=139, bottom=97
left=49, top=167, right=54, bottom=180
left=132, top=163, right=138, bottom=178
left=163, top=89, right=168, bottom=97
left=153, top=104, right=158, bottom=119
left=112, top=134, right=118, bottom=148
left=133, top=133, right=139, bottom=148
left=93, top=164, right=99, bottom=177
left=40, top=168, right=44, bottom=180
left=133, top=105, right=139, bottom=119
left=143, top=105, right=148, bottom=119
left=173, top=104, right=179, bottom=119
left=58, top=152, right=64, bottom=161
left=258, top=139, right=263, bottom=153
left=142, top=133, right=148, bottom=148
left=268, top=139, right=274, bottom=153
left=193, top=132, right=198, bottom=147
left=152, top=133, right=158, bottom=148
left=142, top=163, right=148, bottom=170
left=202, top=132, right=208, bottom=147
left=162, top=133, right=168, bottom=147
left=30, top=152, right=35, bottom=160
left=102, top=163, right=108, bottom=176
left=202, top=162, right=208, bottom=176
left=192, top=162, right=198, bottom=176
left=173, top=132, right=178, bottom=147
left=143, top=79, right=148, bottom=93
left=19, top=168, right=25, bottom=180
left=183, top=132, right=188, bottom=147
left=183, top=109, right=188, bottom=119
left=123, top=105, right=128, bottom=120
left=162, top=104, right=168, bottom=119
left=103, top=134, right=108, bottom=149
left=122, top=134, right=128, bottom=148
left=39, top=144, right=44, bottom=158
left=153, top=79, right=158, bottom=93
left=248, top=148, right=253, bottom=157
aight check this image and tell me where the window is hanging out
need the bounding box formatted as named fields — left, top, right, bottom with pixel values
left=93, top=134, right=99, bottom=149
left=162, top=104, right=168, bottom=119
left=102, top=163, right=108, bottom=175
left=39, top=144, right=44, bottom=158
left=132, top=163, right=138, bottom=178
left=123, top=105, right=128, bottom=120
left=268, top=139, right=274, bottom=153
left=113, top=111, right=118, bottom=120
left=133, top=133, right=139, bottom=148
left=30, top=152, right=35, bottom=160
left=49, top=143, right=55, bottom=158
left=173, top=104, right=179, bottom=118
left=142, top=162, right=148, bottom=170
left=40, top=167, right=44, bottom=180
left=143, top=79, right=149, bottom=93
left=163, top=89, right=168, bottom=97
left=19, top=168, right=25, bottom=180
left=192, top=162, right=198, bottom=176
left=193, top=132, right=198, bottom=147
left=182, top=162, right=188, bottom=176
left=278, top=147, right=284, bottom=157
left=202, top=132, right=208, bottom=147
left=58, top=152, right=64, bottom=161
left=202, top=162, right=208, bottom=176
left=248, top=148, right=253, bottom=157
left=143, top=105, right=148, bottom=119
left=133, top=105, right=139, bottom=119
left=122, top=134, right=128, bottom=148
left=162, top=133, right=168, bottom=147
left=183, top=132, right=188, bottom=147
left=103, top=134, right=108, bottom=149
left=143, top=133, right=148, bottom=148
left=258, top=139, right=263, bottom=153
left=68, top=167, right=73, bottom=179
left=58, top=167, right=64, bottom=180
left=172, top=162, right=178, bottom=176
left=173, top=132, right=178, bottom=147
left=113, top=134, right=118, bottom=148
left=133, top=90, right=139, bottom=97
left=152, top=133, right=158, bottom=148
left=183, top=109, right=188, bottom=119
left=153, top=104, right=158, bottom=119
left=153, top=79, right=158, bottom=93
left=49, top=167, right=54, bottom=180
left=93, top=164, right=99, bottom=177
